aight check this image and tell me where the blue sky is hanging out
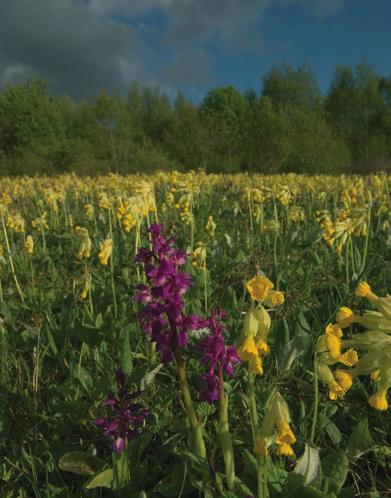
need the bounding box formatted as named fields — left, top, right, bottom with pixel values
left=0, top=0, right=390, bottom=100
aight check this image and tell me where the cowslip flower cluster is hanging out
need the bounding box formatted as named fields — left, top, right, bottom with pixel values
left=74, top=226, right=92, bottom=260
left=98, top=239, right=113, bottom=266
left=196, top=309, right=240, bottom=403
left=93, top=369, right=148, bottom=453
left=237, top=276, right=284, bottom=374
left=318, top=281, right=391, bottom=411
left=316, top=322, right=359, bottom=400
left=25, top=235, right=34, bottom=255
left=135, top=224, right=206, bottom=363
left=256, top=391, right=296, bottom=457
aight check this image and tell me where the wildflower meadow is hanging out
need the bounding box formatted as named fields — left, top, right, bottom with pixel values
left=0, top=171, right=390, bottom=497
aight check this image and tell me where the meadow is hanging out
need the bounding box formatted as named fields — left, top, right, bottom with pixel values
left=0, top=171, right=390, bottom=497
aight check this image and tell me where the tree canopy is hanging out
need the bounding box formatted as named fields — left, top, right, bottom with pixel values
left=1, top=63, right=391, bottom=176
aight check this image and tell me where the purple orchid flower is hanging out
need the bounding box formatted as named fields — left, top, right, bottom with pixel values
left=93, top=369, right=148, bottom=453
left=135, top=224, right=207, bottom=364
left=196, top=309, right=240, bottom=404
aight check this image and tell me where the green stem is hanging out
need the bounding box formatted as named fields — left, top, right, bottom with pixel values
left=173, top=345, right=206, bottom=458
left=273, top=233, right=279, bottom=288
left=108, top=210, right=118, bottom=319
left=248, top=373, right=266, bottom=498
left=359, top=193, right=372, bottom=276
left=218, top=366, right=235, bottom=490
left=310, top=354, right=319, bottom=444
left=1, top=212, right=24, bottom=301
left=203, top=269, right=208, bottom=313
left=29, top=256, right=36, bottom=299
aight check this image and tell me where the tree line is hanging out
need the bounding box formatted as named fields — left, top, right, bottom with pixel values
left=1, top=62, right=391, bottom=176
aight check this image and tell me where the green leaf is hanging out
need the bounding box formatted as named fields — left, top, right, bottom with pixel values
left=338, top=486, right=356, bottom=498
left=241, top=449, right=257, bottom=477
left=289, top=484, right=337, bottom=498
left=58, top=451, right=104, bottom=476
left=347, top=418, right=373, bottom=459
left=140, top=363, right=163, bottom=390
left=84, top=468, right=113, bottom=489
left=294, top=443, right=322, bottom=487
left=319, top=413, right=342, bottom=445
left=120, top=326, right=133, bottom=374
left=321, top=451, right=349, bottom=494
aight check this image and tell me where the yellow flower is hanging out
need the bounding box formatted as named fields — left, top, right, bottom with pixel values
left=249, top=356, right=264, bottom=375
left=328, top=380, right=345, bottom=400
left=84, top=204, right=94, bottom=220
left=368, top=390, right=388, bottom=411
left=80, top=273, right=91, bottom=300
left=122, top=212, right=137, bottom=233
left=355, top=281, right=373, bottom=299
left=98, top=192, right=111, bottom=210
left=25, top=235, right=34, bottom=255
left=247, top=276, right=273, bottom=302
left=264, top=291, right=285, bottom=307
left=336, top=307, right=354, bottom=328
left=98, top=239, right=113, bottom=266
left=339, top=348, right=359, bottom=367
left=325, top=323, right=343, bottom=338
left=206, top=215, right=216, bottom=238
left=191, top=244, right=206, bottom=271
left=335, top=370, right=353, bottom=391
left=255, top=338, right=270, bottom=355
left=325, top=334, right=341, bottom=360
left=259, top=391, right=295, bottom=458
left=317, top=363, right=347, bottom=399
left=275, top=422, right=296, bottom=456
left=370, top=369, right=380, bottom=381
left=237, top=335, right=258, bottom=362
left=74, top=226, right=92, bottom=260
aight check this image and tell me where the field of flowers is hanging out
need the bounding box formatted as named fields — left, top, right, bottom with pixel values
left=0, top=172, right=390, bottom=498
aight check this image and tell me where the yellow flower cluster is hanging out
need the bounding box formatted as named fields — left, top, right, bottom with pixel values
left=255, top=392, right=296, bottom=457
left=237, top=276, right=284, bottom=375
left=98, top=239, right=113, bottom=266
left=74, top=226, right=92, bottom=260
left=317, top=281, right=391, bottom=410
left=191, top=242, right=206, bottom=271
left=24, top=235, right=34, bottom=255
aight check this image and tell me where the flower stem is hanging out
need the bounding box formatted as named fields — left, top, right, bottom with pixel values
left=248, top=373, right=266, bottom=498
left=310, top=353, right=319, bottom=444
left=173, top=345, right=206, bottom=458
left=1, top=212, right=24, bottom=301
left=218, top=365, right=235, bottom=490
left=108, top=209, right=118, bottom=319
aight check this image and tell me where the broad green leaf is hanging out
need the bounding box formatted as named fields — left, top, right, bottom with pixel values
left=347, top=418, right=373, bottom=459
left=321, top=451, right=349, bottom=494
left=294, top=443, right=322, bottom=486
left=84, top=468, right=113, bottom=489
left=319, top=413, right=342, bottom=445
left=289, top=484, right=337, bottom=498
left=58, top=451, right=104, bottom=476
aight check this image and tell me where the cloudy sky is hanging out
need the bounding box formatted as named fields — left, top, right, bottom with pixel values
left=0, top=0, right=389, bottom=100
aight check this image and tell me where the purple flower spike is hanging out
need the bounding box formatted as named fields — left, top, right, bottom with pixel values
left=196, top=309, right=240, bottom=404
left=135, top=224, right=206, bottom=364
left=93, top=369, right=147, bottom=453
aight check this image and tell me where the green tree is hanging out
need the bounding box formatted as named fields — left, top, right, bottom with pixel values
left=200, top=86, right=246, bottom=171
left=262, top=63, right=321, bottom=110
left=240, top=96, right=290, bottom=172
left=0, top=78, right=65, bottom=162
